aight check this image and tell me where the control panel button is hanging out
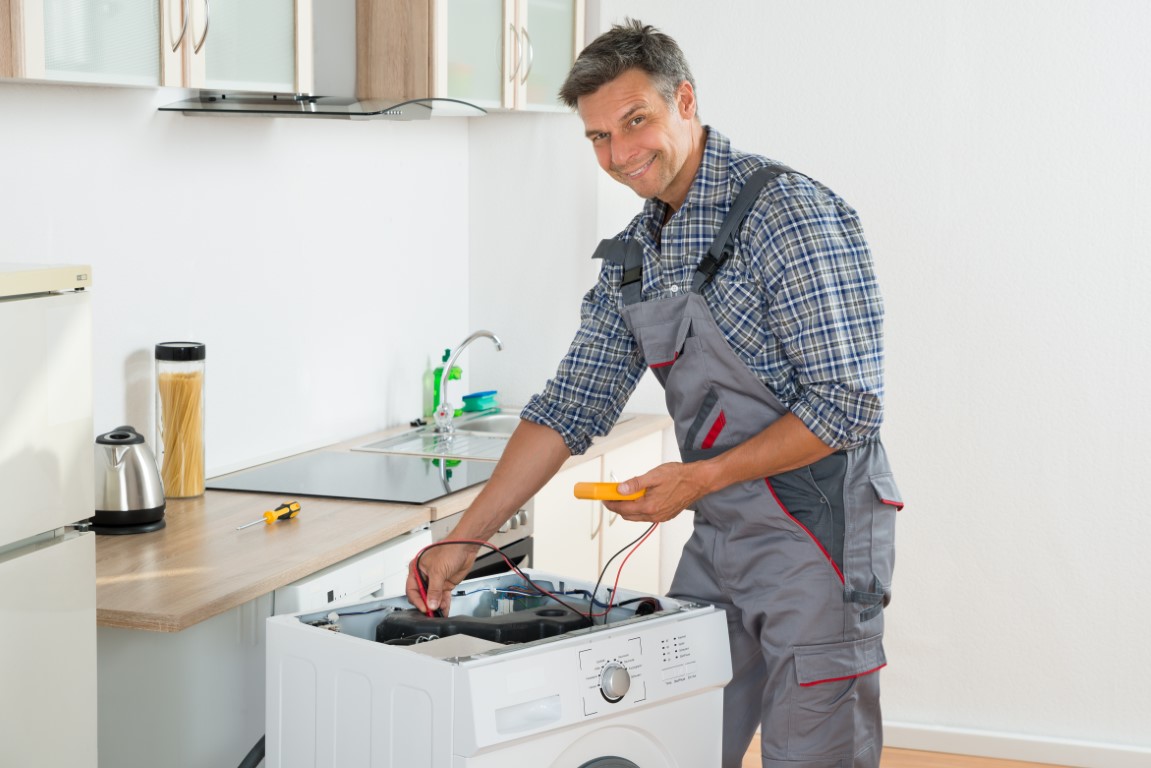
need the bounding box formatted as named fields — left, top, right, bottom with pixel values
left=600, top=662, right=631, bottom=703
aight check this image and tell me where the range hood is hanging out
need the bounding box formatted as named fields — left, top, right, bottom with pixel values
left=158, top=93, right=485, bottom=120
left=158, top=2, right=485, bottom=120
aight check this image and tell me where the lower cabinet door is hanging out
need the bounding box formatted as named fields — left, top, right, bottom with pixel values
left=532, top=458, right=603, bottom=583
left=600, top=431, right=663, bottom=594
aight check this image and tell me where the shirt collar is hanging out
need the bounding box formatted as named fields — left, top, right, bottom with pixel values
left=637, top=126, right=732, bottom=236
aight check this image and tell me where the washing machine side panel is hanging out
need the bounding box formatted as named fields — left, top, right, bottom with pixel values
left=266, top=616, right=457, bottom=768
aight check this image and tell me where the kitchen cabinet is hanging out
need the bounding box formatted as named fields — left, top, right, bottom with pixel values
left=1, top=0, right=160, bottom=84
left=162, top=0, right=313, bottom=92
left=0, top=0, right=312, bottom=91
left=532, top=430, right=664, bottom=594
left=357, top=0, right=583, bottom=112
left=98, top=596, right=270, bottom=768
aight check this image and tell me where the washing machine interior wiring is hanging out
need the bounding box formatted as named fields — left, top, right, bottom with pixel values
left=413, top=521, right=660, bottom=624
left=588, top=522, right=660, bottom=620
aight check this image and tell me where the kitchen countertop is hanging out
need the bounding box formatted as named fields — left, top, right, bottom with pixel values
left=95, top=413, right=670, bottom=632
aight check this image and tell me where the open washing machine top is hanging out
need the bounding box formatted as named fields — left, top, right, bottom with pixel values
left=288, top=569, right=698, bottom=660
left=267, top=569, right=734, bottom=767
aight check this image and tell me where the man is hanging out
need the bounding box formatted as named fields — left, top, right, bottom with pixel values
left=407, top=19, right=901, bottom=768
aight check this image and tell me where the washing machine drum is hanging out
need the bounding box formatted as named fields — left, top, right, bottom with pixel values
left=577, top=761, right=639, bottom=768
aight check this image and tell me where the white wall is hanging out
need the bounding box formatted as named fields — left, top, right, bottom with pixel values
left=1, top=81, right=472, bottom=475
left=469, top=1, right=1151, bottom=764
left=465, top=110, right=600, bottom=408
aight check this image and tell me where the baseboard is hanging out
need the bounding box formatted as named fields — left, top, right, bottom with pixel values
left=885, top=722, right=1151, bottom=768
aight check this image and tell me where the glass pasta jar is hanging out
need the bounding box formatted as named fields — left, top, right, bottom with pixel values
left=155, top=341, right=206, bottom=498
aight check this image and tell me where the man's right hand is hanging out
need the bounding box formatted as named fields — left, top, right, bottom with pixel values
left=405, top=542, right=480, bottom=616
left=404, top=419, right=572, bottom=614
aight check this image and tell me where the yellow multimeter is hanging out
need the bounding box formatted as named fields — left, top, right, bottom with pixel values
left=573, top=482, right=646, bottom=501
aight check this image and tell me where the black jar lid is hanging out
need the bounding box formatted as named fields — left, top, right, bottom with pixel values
left=155, top=341, right=206, bottom=361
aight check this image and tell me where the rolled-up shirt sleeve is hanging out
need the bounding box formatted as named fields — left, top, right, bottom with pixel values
left=751, top=183, right=886, bottom=449
left=520, top=263, right=648, bottom=455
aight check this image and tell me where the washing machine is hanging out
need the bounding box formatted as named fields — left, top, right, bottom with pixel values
left=266, top=569, right=732, bottom=767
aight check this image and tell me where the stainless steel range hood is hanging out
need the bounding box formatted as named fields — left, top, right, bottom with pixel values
left=158, top=93, right=485, bottom=120
left=158, top=1, right=485, bottom=120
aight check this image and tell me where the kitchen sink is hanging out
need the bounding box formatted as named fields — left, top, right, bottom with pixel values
left=450, top=411, right=522, bottom=434
left=452, top=409, right=631, bottom=435
left=355, top=409, right=520, bottom=460
left=355, top=409, right=633, bottom=461
left=356, top=430, right=510, bottom=460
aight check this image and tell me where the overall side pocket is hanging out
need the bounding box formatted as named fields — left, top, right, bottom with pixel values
left=766, top=452, right=849, bottom=581
left=867, top=472, right=902, bottom=607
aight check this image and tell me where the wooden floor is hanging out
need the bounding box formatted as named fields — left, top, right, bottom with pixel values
left=742, top=736, right=1070, bottom=768
left=878, top=750, right=1068, bottom=768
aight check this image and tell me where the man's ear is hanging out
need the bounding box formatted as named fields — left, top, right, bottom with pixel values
left=676, top=80, right=697, bottom=119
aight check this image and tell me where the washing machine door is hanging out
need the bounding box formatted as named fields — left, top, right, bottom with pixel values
left=554, top=725, right=676, bottom=768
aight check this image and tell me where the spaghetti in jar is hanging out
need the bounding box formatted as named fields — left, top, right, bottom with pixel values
left=155, top=342, right=206, bottom=498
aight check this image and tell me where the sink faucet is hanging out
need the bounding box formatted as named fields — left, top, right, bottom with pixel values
left=434, top=330, right=503, bottom=434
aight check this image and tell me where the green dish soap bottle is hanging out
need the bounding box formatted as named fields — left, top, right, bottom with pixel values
left=425, top=348, right=462, bottom=420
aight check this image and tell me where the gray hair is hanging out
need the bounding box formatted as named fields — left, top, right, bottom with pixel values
left=558, top=19, right=697, bottom=111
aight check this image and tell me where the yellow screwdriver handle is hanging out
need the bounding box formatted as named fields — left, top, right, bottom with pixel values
left=573, top=482, right=646, bottom=501
left=268, top=501, right=301, bottom=522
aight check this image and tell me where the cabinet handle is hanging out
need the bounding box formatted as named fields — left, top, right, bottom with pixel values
left=193, top=0, right=211, bottom=54
left=170, top=0, right=189, bottom=52
left=590, top=506, right=602, bottom=540
left=507, top=22, right=522, bottom=82
left=520, top=27, right=534, bottom=84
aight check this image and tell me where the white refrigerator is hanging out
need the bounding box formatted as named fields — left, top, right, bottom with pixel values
left=0, top=264, right=97, bottom=767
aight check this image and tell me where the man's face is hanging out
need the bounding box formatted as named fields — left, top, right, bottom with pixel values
left=577, top=68, right=700, bottom=210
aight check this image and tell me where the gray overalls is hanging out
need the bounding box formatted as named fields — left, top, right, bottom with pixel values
left=595, top=166, right=903, bottom=768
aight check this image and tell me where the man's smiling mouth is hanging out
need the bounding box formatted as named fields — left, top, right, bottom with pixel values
left=620, top=157, right=654, bottom=179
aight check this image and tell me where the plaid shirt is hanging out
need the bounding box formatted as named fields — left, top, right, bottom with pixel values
left=522, top=128, right=885, bottom=455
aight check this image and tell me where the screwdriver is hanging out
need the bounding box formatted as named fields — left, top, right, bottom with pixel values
left=236, top=501, right=301, bottom=530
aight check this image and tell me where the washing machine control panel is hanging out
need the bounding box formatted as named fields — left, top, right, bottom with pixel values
left=577, top=620, right=714, bottom=717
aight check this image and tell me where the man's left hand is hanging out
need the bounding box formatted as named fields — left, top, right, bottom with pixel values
left=602, top=461, right=711, bottom=523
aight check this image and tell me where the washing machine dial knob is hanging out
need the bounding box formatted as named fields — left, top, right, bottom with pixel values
left=599, top=662, right=631, bottom=703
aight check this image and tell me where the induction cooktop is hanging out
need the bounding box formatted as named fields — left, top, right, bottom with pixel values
left=206, top=451, right=497, bottom=505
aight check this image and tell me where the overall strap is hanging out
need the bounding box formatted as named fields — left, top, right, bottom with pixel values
left=690, top=164, right=796, bottom=293
left=592, top=237, right=645, bottom=305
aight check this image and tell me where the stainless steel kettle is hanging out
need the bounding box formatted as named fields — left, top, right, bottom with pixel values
left=92, top=425, right=166, bottom=534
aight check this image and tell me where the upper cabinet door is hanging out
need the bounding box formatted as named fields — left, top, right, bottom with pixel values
left=199, top=0, right=297, bottom=91
left=2, top=0, right=161, bottom=85
left=514, top=0, right=580, bottom=111
left=164, top=0, right=311, bottom=92
left=423, top=0, right=581, bottom=112
left=437, top=0, right=507, bottom=109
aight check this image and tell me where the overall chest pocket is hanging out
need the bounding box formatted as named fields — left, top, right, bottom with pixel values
left=633, top=314, right=693, bottom=369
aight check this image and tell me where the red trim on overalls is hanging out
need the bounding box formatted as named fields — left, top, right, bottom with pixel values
left=798, top=664, right=887, bottom=688
left=700, top=412, right=726, bottom=449
left=765, top=479, right=845, bottom=584
left=881, top=498, right=904, bottom=511
left=650, top=353, right=679, bottom=369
